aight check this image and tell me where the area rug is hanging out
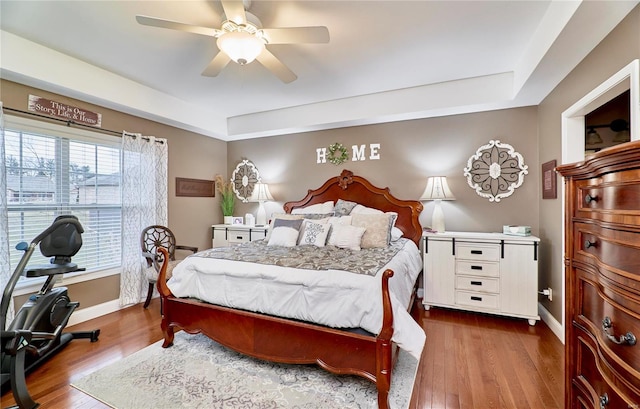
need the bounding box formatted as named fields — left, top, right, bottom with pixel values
left=72, top=331, right=418, bottom=408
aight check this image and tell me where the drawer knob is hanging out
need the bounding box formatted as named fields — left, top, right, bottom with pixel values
left=584, top=239, right=597, bottom=249
left=599, top=393, right=608, bottom=409
left=602, top=316, right=637, bottom=346
left=585, top=193, right=598, bottom=204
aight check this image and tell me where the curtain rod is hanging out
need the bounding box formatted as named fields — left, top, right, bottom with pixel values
left=2, top=106, right=165, bottom=144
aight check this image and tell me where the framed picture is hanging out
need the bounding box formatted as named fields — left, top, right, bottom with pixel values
left=542, top=160, right=557, bottom=199
left=176, top=177, right=215, bottom=197
left=232, top=216, right=244, bottom=225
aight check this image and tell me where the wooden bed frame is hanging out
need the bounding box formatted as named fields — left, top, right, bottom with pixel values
left=155, top=170, right=423, bottom=409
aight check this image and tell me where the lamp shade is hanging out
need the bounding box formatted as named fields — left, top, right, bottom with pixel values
left=217, top=31, right=265, bottom=65
left=585, top=128, right=603, bottom=145
left=249, top=182, right=274, bottom=202
left=419, top=176, right=455, bottom=201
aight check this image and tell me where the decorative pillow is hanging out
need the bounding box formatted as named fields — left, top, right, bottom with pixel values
left=266, top=213, right=333, bottom=240
left=265, top=213, right=304, bottom=241
left=327, top=224, right=366, bottom=251
left=333, top=199, right=358, bottom=216
left=291, top=200, right=335, bottom=214
left=267, top=218, right=304, bottom=247
left=351, top=213, right=394, bottom=248
left=299, top=221, right=332, bottom=247
left=297, top=217, right=331, bottom=244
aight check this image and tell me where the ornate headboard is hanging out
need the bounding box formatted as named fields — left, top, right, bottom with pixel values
left=284, top=170, right=423, bottom=245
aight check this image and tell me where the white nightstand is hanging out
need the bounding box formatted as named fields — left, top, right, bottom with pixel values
left=211, top=224, right=268, bottom=247
left=422, top=231, right=540, bottom=325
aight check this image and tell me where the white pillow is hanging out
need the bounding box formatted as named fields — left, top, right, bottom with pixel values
left=291, top=200, right=335, bottom=214
left=351, top=204, right=383, bottom=215
left=268, top=218, right=303, bottom=247
left=327, top=215, right=352, bottom=226
left=327, top=224, right=366, bottom=251
left=299, top=221, right=332, bottom=247
left=391, top=226, right=404, bottom=241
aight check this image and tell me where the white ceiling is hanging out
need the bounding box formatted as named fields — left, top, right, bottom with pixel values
left=1, top=1, right=638, bottom=141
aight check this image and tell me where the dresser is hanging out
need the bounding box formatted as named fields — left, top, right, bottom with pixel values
left=422, top=231, right=540, bottom=325
left=557, top=140, right=640, bottom=409
left=211, top=224, right=268, bottom=247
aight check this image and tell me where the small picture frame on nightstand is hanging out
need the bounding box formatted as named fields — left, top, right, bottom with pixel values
left=232, top=216, right=244, bottom=225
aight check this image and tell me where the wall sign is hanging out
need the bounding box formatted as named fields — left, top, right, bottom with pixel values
left=28, top=95, right=102, bottom=127
left=463, top=140, right=528, bottom=202
left=176, top=177, right=215, bottom=197
left=316, top=143, right=381, bottom=164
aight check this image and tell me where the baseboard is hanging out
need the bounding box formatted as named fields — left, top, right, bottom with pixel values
left=68, top=299, right=122, bottom=327
left=538, top=303, right=564, bottom=344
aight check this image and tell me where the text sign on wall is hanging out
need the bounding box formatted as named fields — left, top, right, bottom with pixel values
left=316, top=143, right=381, bottom=164
left=28, top=95, right=102, bottom=127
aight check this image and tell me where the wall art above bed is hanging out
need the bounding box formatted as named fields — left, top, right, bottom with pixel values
left=463, top=140, right=528, bottom=202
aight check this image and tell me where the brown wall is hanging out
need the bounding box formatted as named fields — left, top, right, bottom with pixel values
left=2, top=79, right=227, bottom=308
left=229, top=107, right=540, bottom=236
left=537, top=5, right=640, bottom=321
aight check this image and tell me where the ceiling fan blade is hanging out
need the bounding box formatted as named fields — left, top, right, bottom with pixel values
left=220, top=0, right=247, bottom=25
left=136, top=15, right=221, bottom=37
left=202, top=52, right=232, bottom=77
left=256, top=49, right=297, bottom=83
left=262, top=27, right=329, bottom=44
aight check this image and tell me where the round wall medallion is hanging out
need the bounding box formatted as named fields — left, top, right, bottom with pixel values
left=231, top=160, right=260, bottom=203
left=463, top=140, right=528, bottom=202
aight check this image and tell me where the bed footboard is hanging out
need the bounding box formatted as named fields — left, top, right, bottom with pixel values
left=155, top=248, right=395, bottom=409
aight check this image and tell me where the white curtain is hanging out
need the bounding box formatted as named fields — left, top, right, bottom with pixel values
left=0, top=102, right=14, bottom=324
left=120, top=132, right=168, bottom=306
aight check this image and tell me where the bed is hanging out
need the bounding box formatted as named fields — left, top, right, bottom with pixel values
left=155, top=170, right=424, bottom=409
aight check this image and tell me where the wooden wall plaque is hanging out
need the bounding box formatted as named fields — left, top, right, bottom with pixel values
left=176, top=178, right=215, bottom=197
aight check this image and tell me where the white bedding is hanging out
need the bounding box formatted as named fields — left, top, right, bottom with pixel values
left=167, top=239, right=426, bottom=359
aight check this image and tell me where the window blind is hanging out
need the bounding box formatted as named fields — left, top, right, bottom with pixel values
left=4, top=117, right=122, bottom=275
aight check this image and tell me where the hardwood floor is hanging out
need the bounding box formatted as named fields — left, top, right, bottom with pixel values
left=2, top=298, right=564, bottom=408
left=411, top=306, right=564, bottom=409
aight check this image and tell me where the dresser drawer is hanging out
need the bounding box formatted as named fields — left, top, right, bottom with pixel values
left=577, top=274, right=640, bottom=379
left=574, top=169, right=640, bottom=224
left=456, top=275, right=499, bottom=293
left=573, top=222, right=640, bottom=289
left=573, top=335, right=636, bottom=409
left=456, top=260, right=499, bottom=277
left=227, top=230, right=251, bottom=243
left=456, top=243, right=500, bottom=261
left=455, top=290, right=499, bottom=310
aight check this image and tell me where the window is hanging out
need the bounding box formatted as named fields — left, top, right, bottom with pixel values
left=4, top=116, right=122, bottom=276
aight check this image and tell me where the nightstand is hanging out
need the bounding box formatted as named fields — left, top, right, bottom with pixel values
left=422, top=231, right=540, bottom=325
left=211, top=224, right=268, bottom=247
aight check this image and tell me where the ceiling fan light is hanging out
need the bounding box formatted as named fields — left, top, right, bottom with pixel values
left=217, top=31, right=264, bottom=65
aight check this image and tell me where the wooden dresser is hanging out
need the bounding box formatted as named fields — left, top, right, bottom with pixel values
left=557, top=140, right=640, bottom=409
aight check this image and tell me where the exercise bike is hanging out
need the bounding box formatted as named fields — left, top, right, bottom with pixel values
left=1, top=216, right=100, bottom=408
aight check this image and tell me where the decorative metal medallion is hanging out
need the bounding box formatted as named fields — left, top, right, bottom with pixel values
left=231, top=159, right=261, bottom=203
left=463, top=140, right=528, bottom=202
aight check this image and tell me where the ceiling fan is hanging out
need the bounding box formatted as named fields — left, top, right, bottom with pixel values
left=136, top=0, right=329, bottom=83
